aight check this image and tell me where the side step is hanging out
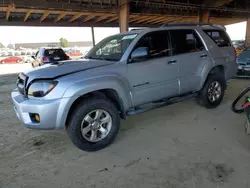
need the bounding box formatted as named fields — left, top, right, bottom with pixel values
left=127, top=92, right=198, bottom=116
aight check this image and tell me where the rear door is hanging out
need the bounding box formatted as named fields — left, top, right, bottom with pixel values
left=169, top=29, right=213, bottom=94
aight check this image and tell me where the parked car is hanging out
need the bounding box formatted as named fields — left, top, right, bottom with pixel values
left=22, top=56, right=34, bottom=63
left=237, top=46, right=250, bottom=76
left=0, top=56, right=22, bottom=64
left=31, top=48, right=70, bottom=67
left=12, top=23, right=237, bottom=151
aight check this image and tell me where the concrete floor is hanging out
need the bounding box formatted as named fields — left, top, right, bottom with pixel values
left=0, top=68, right=250, bottom=188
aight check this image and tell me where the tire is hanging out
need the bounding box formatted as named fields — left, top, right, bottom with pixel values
left=196, top=74, right=225, bottom=109
left=66, top=97, right=120, bottom=151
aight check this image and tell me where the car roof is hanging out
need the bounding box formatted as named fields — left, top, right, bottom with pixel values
left=121, top=23, right=225, bottom=36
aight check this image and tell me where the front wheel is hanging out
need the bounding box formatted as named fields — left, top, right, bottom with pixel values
left=66, top=97, right=120, bottom=151
left=197, top=74, right=225, bottom=109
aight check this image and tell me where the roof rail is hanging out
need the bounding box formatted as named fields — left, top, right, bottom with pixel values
left=161, top=22, right=212, bottom=27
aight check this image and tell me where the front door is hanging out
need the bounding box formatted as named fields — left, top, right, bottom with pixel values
left=127, top=31, right=179, bottom=107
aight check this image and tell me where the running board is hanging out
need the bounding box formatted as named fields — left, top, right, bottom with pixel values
left=127, top=92, right=198, bottom=116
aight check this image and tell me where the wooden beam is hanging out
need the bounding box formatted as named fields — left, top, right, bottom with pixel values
left=135, top=16, right=159, bottom=24
left=143, top=16, right=165, bottom=24
left=40, top=11, right=50, bottom=22
left=95, top=15, right=109, bottom=23
left=6, top=5, right=14, bottom=21
left=105, top=16, right=119, bottom=23
left=24, top=10, right=32, bottom=22
left=55, top=12, right=67, bottom=22
left=83, top=14, right=97, bottom=22
left=150, top=17, right=171, bottom=24
left=69, top=13, right=83, bottom=23
left=129, top=16, right=143, bottom=23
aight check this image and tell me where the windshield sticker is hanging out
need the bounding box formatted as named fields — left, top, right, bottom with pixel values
left=122, top=34, right=137, bottom=40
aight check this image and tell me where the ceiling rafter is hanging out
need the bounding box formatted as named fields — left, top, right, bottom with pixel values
left=40, top=11, right=50, bottom=22
left=55, top=12, right=67, bottom=22
left=69, top=13, right=83, bottom=22
left=24, top=10, right=32, bottom=22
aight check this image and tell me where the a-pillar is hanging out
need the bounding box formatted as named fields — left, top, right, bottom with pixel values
left=119, top=0, right=129, bottom=33
left=198, top=10, right=210, bottom=23
left=245, top=17, right=250, bottom=47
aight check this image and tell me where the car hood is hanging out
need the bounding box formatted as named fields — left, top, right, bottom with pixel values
left=24, top=59, right=114, bottom=80
left=238, top=51, right=250, bottom=62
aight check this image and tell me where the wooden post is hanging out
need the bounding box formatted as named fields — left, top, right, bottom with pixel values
left=246, top=17, right=250, bottom=47
left=91, top=27, right=95, bottom=47
left=199, top=10, right=210, bottom=23
left=119, top=0, right=129, bottom=33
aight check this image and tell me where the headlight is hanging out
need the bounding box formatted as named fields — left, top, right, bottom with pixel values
left=28, top=80, right=58, bottom=97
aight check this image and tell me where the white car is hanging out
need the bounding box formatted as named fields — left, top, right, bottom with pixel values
left=22, top=56, right=34, bottom=63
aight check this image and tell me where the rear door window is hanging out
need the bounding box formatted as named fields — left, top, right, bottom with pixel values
left=169, top=29, right=205, bottom=56
left=203, top=30, right=231, bottom=47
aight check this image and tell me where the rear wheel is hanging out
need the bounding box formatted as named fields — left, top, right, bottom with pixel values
left=197, top=74, right=225, bottom=109
left=66, top=97, right=120, bottom=151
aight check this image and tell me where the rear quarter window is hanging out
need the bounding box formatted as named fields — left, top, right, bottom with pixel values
left=203, top=30, right=231, bottom=47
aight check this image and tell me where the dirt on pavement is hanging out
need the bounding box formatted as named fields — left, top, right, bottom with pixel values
left=0, top=73, right=250, bottom=188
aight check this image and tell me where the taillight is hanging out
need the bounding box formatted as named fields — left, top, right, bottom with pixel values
left=66, top=55, right=70, bottom=60
left=42, top=57, right=47, bottom=62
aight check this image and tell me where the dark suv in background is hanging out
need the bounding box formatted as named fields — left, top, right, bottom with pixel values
left=32, top=47, right=69, bottom=67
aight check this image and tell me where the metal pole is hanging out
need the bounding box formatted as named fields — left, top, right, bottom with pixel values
left=91, top=27, right=95, bottom=47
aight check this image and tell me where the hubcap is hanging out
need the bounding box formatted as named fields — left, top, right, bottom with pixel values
left=208, top=81, right=222, bottom=102
left=81, top=109, right=112, bottom=143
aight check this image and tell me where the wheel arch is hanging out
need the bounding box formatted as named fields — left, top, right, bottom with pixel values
left=199, top=65, right=226, bottom=90
left=65, top=89, right=127, bottom=128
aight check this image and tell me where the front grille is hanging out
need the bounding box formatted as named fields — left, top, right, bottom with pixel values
left=16, top=73, right=28, bottom=96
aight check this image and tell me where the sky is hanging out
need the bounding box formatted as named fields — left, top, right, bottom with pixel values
left=0, top=21, right=247, bottom=46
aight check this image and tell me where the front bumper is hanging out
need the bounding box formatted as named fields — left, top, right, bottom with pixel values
left=11, top=89, right=73, bottom=130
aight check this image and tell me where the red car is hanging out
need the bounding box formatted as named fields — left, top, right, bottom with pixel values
left=0, top=56, right=22, bottom=64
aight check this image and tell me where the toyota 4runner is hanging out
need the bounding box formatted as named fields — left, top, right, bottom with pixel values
left=11, top=23, right=237, bottom=151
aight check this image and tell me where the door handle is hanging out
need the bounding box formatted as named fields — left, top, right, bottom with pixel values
left=200, top=54, right=207, bottom=58
left=168, top=59, right=177, bottom=64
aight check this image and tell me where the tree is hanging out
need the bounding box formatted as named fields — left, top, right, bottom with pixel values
left=0, top=42, right=5, bottom=48
left=59, top=38, right=69, bottom=48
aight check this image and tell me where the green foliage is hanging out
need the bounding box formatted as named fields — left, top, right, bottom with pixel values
left=59, top=38, right=69, bottom=48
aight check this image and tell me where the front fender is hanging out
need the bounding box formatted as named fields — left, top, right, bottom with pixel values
left=62, top=76, right=132, bottom=110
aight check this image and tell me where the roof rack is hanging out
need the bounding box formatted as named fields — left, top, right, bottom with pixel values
left=161, top=22, right=212, bottom=27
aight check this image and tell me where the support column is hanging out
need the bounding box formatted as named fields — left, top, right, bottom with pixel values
left=91, top=27, right=95, bottom=47
left=199, top=10, right=210, bottom=23
left=245, top=17, right=250, bottom=47
left=119, top=0, right=129, bottom=33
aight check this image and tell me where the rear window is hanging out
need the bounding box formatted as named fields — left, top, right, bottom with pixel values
left=203, top=30, right=231, bottom=47
left=44, top=49, right=66, bottom=57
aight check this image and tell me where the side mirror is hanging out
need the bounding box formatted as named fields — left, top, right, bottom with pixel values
left=131, top=47, right=149, bottom=62
left=31, top=56, right=35, bottom=59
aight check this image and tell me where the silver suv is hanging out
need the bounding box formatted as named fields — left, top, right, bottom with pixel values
left=11, top=23, right=237, bottom=151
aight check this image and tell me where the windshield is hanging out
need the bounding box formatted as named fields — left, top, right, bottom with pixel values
left=85, top=33, right=138, bottom=61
